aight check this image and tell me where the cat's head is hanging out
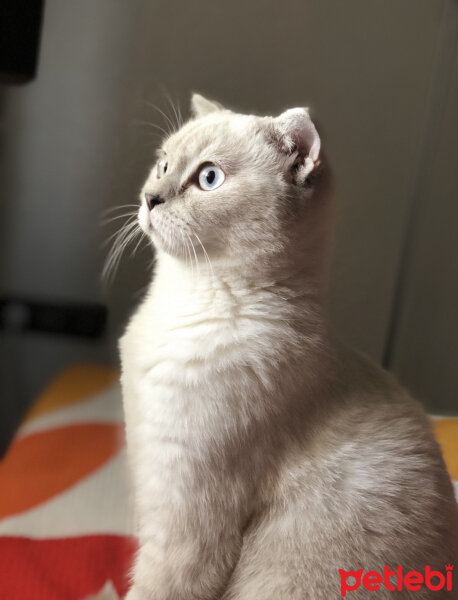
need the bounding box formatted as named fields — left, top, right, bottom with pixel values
left=139, top=93, right=331, bottom=279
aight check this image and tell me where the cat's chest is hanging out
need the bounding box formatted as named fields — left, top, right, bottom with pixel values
left=122, top=316, right=263, bottom=483
left=128, top=308, right=241, bottom=382
left=122, top=305, right=246, bottom=420
left=120, top=278, right=297, bottom=440
left=123, top=284, right=272, bottom=387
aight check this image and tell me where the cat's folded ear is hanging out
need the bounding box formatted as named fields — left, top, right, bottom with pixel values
left=271, top=108, right=321, bottom=185
left=191, top=93, right=224, bottom=117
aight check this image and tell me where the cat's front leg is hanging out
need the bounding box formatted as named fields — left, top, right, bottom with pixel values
left=123, top=446, right=244, bottom=599
left=121, top=351, right=249, bottom=598
left=126, top=527, right=241, bottom=600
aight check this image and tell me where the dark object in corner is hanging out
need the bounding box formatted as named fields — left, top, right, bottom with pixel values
left=0, top=297, right=107, bottom=339
left=0, top=0, right=44, bottom=83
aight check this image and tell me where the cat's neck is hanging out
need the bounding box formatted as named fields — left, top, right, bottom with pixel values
left=149, top=251, right=327, bottom=326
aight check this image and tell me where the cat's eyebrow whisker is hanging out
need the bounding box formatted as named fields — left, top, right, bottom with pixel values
left=134, top=119, right=170, bottom=138
left=174, top=101, right=184, bottom=129
left=144, top=101, right=177, bottom=136
left=177, top=102, right=184, bottom=128
left=164, top=92, right=184, bottom=130
left=142, top=132, right=166, bottom=143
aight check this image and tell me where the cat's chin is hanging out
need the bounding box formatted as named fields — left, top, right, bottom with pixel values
left=139, top=211, right=184, bottom=259
left=149, top=231, right=190, bottom=262
left=149, top=230, right=171, bottom=254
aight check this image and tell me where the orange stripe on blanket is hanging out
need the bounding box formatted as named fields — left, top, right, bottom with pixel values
left=24, top=364, right=119, bottom=422
left=0, top=424, right=124, bottom=519
left=433, top=419, right=458, bottom=481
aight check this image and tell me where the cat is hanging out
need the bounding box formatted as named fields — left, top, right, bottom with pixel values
left=119, top=93, right=458, bottom=599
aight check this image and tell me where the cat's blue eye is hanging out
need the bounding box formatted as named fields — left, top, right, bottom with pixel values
left=157, top=159, right=168, bottom=179
left=198, top=164, right=225, bottom=191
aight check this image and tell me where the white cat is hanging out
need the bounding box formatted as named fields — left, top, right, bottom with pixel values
left=119, top=94, right=458, bottom=599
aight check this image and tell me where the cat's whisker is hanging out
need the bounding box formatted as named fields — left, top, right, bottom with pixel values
left=102, top=224, right=138, bottom=257
left=177, top=102, right=184, bottom=128
left=186, top=232, right=200, bottom=278
left=110, top=226, right=142, bottom=276
left=182, top=231, right=193, bottom=275
left=192, top=232, right=214, bottom=279
left=180, top=229, right=192, bottom=276
left=164, top=92, right=184, bottom=130
left=179, top=230, right=189, bottom=276
left=134, top=119, right=170, bottom=138
left=102, top=204, right=140, bottom=216
left=144, top=101, right=177, bottom=136
left=103, top=240, right=128, bottom=283
left=131, top=228, right=147, bottom=257
left=102, top=216, right=138, bottom=247
left=101, top=211, right=138, bottom=226
left=102, top=219, right=140, bottom=282
left=164, top=91, right=183, bottom=129
left=186, top=236, right=197, bottom=285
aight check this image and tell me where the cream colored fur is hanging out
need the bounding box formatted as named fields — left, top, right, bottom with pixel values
left=119, top=94, right=458, bottom=599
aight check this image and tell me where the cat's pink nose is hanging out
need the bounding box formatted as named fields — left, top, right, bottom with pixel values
left=145, top=193, right=165, bottom=210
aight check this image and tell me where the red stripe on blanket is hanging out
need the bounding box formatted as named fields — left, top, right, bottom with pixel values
left=0, top=535, right=137, bottom=600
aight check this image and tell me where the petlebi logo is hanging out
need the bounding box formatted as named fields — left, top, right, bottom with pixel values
left=339, top=564, right=454, bottom=597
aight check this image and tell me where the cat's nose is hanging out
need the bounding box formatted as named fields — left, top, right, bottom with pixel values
left=145, top=193, right=165, bottom=211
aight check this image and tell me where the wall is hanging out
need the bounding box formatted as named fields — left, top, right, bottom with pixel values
left=0, top=0, right=456, bottom=418
left=389, top=1, right=458, bottom=413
